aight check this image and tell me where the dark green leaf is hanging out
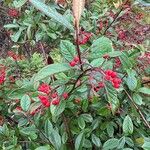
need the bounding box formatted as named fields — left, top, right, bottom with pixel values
left=123, top=115, right=133, bottom=135
left=138, top=87, right=150, bottom=95
left=34, top=63, right=71, bottom=82
left=103, top=138, right=119, bottom=150
left=133, top=93, right=143, bottom=105
left=91, top=37, right=113, bottom=59
left=60, top=40, right=76, bottom=62
left=20, top=94, right=31, bottom=111
left=75, top=133, right=85, bottom=150
left=92, top=134, right=101, bottom=147
left=29, top=0, right=73, bottom=30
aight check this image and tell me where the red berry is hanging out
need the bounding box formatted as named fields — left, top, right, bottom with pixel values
left=111, top=72, right=117, bottom=78
left=52, top=99, right=60, bottom=105
left=63, top=92, right=69, bottom=100
left=112, top=78, right=122, bottom=84
left=38, top=95, right=49, bottom=105
left=105, top=70, right=113, bottom=76
left=45, top=101, right=51, bottom=107
left=38, top=83, right=51, bottom=94
left=69, top=61, right=76, bottom=67
left=113, top=83, right=120, bottom=89
left=98, top=82, right=104, bottom=88
left=74, top=56, right=79, bottom=63
left=8, top=9, right=19, bottom=17
left=51, top=92, right=58, bottom=98
left=105, top=75, right=111, bottom=81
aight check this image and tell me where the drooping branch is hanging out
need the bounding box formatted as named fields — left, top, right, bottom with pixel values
left=124, top=89, right=150, bottom=129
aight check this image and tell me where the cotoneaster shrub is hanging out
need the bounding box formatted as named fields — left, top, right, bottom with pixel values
left=0, top=0, right=150, bottom=150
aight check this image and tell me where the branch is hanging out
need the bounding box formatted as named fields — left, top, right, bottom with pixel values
left=124, top=89, right=150, bottom=129
left=75, top=26, right=83, bottom=71
left=103, top=0, right=129, bottom=35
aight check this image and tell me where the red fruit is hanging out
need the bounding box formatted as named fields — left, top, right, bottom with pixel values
left=51, top=92, right=58, bottom=98
left=45, top=101, right=51, bottom=107
left=52, top=99, right=60, bottom=105
left=98, top=82, right=105, bottom=88
left=113, top=83, right=120, bottom=89
left=105, top=75, right=111, bottom=81
left=38, top=83, right=51, bottom=94
left=9, top=75, right=15, bottom=83
left=69, top=61, right=76, bottom=67
left=8, top=8, right=19, bottom=17
left=112, top=78, right=121, bottom=84
left=110, top=72, right=117, bottom=78
left=99, top=21, right=103, bottom=30
left=38, top=95, right=49, bottom=105
left=74, top=56, right=79, bottom=63
left=0, top=70, right=5, bottom=85
left=105, top=70, right=113, bottom=76
left=63, top=92, right=69, bottom=100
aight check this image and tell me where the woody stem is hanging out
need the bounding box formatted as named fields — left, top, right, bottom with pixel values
left=75, top=26, right=83, bottom=71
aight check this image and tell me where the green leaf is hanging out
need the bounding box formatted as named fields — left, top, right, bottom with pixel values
left=80, top=114, right=93, bottom=122
left=123, top=148, right=133, bottom=150
left=105, top=84, right=120, bottom=114
left=91, top=37, right=113, bottom=59
left=20, top=94, right=31, bottom=111
left=126, top=75, right=137, bottom=91
left=123, top=115, right=133, bottom=135
left=10, top=28, right=25, bottom=42
left=62, top=132, right=68, bottom=144
left=60, top=40, right=76, bottom=62
left=119, top=52, right=133, bottom=70
left=138, top=87, right=150, bottom=95
left=90, top=58, right=104, bottom=67
left=133, top=93, right=143, bottom=105
left=44, top=120, right=53, bottom=138
left=29, top=0, right=73, bottom=30
left=106, top=123, right=114, bottom=137
left=75, top=133, right=85, bottom=150
left=34, top=63, right=71, bottom=82
left=103, top=138, right=119, bottom=150
left=78, top=117, right=85, bottom=129
left=118, top=137, right=126, bottom=149
left=4, top=24, right=20, bottom=29
left=35, top=145, right=51, bottom=150
left=142, top=139, right=150, bottom=150
left=20, top=125, right=36, bottom=135
left=48, top=129, right=61, bottom=150
left=13, top=0, right=27, bottom=8
left=108, top=51, right=122, bottom=57
left=91, top=134, right=101, bottom=147
left=50, top=100, right=66, bottom=116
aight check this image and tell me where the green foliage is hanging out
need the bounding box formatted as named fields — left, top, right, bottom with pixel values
left=0, top=0, right=150, bottom=149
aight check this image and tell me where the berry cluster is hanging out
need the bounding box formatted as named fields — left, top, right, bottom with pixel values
left=8, top=9, right=19, bottom=17
left=38, top=83, right=69, bottom=107
left=69, top=56, right=79, bottom=67
left=0, top=66, right=6, bottom=85
left=78, top=30, right=92, bottom=45
left=104, top=70, right=122, bottom=89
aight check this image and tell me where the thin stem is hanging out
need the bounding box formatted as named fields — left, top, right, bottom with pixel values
left=103, top=0, right=129, bottom=35
left=124, top=89, right=150, bottom=129
left=75, top=26, right=83, bottom=71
